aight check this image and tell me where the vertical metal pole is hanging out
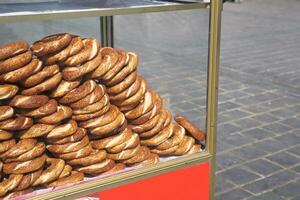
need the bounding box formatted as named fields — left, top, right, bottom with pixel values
left=100, top=16, right=114, bottom=47
left=207, top=0, right=222, bottom=200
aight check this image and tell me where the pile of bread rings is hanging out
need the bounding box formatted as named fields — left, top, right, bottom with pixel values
left=0, top=33, right=205, bottom=199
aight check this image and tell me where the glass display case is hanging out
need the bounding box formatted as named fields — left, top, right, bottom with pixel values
left=0, top=0, right=222, bottom=199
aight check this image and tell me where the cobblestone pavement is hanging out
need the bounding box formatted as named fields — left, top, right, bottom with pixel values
left=0, top=0, right=299, bottom=199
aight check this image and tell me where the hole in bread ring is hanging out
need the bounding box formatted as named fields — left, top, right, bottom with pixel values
left=37, top=105, right=72, bottom=125
left=54, top=143, right=92, bottom=160
left=59, top=80, right=97, bottom=104
left=91, top=126, right=132, bottom=150
left=47, top=135, right=89, bottom=154
left=47, top=127, right=86, bottom=145
left=173, top=136, right=195, bottom=156
left=50, top=78, right=82, bottom=98
left=21, top=64, right=59, bottom=88
left=15, top=168, right=42, bottom=191
left=31, top=33, right=72, bottom=57
left=155, top=124, right=186, bottom=150
left=62, top=50, right=102, bottom=81
left=69, top=84, right=105, bottom=109
left=106, top=71, right=137, bottom=95
left=105, top=52, right=138, bottom=86
left=46, top=120, right=77, bottom=139
left=0, top=51, right=32, bottom=74
left=75, top=159, right=115, bottom=176
left=3, top=154, right=46, bottom=174
left=72, top=94, right=109, bottom=115
left=0, top=130, right=13, bottom=141
left=0, top=85, right=18, bottom=101
left=0, top=174, right=23, bottom=197
left=0, top=139, right=15, bottom=154
left=108, top=145, right=141, bottom=161
left=60, top=38, right=99, bottom=66
left=72, top=104, right=110, bottom=122
left=9, top=94, right=49, bottom=109
left=0, top=106, right=14, bottom=122
left=18, top=123, right=56, bottom=139
left=0, top=40, right=28, bottom=60
left=107, top=133, right=140, bottom=154
left=102, top=50, right=129, bottom=81
left=67, top=150, right=106, bottom=166
left=3, top=142, right=45, bottom=163
left=22, top=99, right=58, bottom=118
left=43, top=36, right=83, bottom=65
left=0, top=139, right=37, bottom=159
left=46, top=171, right=84, bottom=188
left=87, top=47, right=119, bottom=79
left=0, top=59, right=42, bottom=83
left=141, top=122, right=174, bottom=146
left=33, top=158, right=65, bottom=186
left=0, top=117, right=33, bottom=131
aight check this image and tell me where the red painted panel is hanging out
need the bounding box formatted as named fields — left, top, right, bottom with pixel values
left=94, top=162, right=210, bottom=200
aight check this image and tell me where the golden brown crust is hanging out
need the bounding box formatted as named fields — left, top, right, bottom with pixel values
left=0, top=40, right=29, bottom=60
left=0, top=84, right=18, bottom=100
left=72, top=94, right=109, bottom=115
left=106, top=71, right=137, bottom=95
left=46, top=171, right=84, bottom=188
left=138, top=153, right=159, bottom=166
left=90, top=113, right=126, bottom=136
left=67, top=150, right=106, bottom=166
left=50, top=78, right=82, bottom=98
left=31, top=33, right=72, bottom=57
left=46, top=120, right=77, bottom=139
left=9, top=95, right=49, bottom=109
left=102, top=50, right=128, bottom=81
left=75, top=159, right=115, bottom=175
left=0, top=106, right=14, bottom=122
left=0, top=139, right=37, bottom=159
left=37, top=105, right=72, bottom=124
left=0, top=174, right=23, bottom=197
left=2, top=188, right=33, bottom=199
left=141, top=123, right=174, bottom=146
left=58, top=164, right=72, bottom=179
left=0, top=51, right=32, bottom=74
left=47, top=135, right=89, bottom=154
left=107, top=133, right=140, bottom=154
left=156, top=124, right=185, bottom=150
left=131, top=112, right=160, bottom=133
left=173, top=136, right=195, bottom=156
left=15, top=169, right=42, bottom=191
left=18, top=123, right=56, bottom=139
left=187, top=144, right=202, bottom=154
left=150, top=145, right=178, bottom=155
left=123, top=146, right=151, bottom=165
left=0, top=117, right=33, bottom=131
left=47, top=127, right=86, bottom=145
left=54, top=143, right=92, bottom=160
left=0, top=130, right=13, bottom=141
left=22, top=99, right=58, bottom=118
left=107, top=145, right=140, bottom=161
left=102, top=163, right=126, bottom=175
left=175, top=115, right=206, bottom=142
left=0, top=139, right=15, bottom=154
left=72, top=104, right=110, bottom=121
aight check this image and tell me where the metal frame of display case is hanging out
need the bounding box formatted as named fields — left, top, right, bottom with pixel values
left=0, top=0, right=222, bottom=199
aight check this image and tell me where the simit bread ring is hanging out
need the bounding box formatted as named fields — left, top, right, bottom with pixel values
left=47, top=127, right=86, bottom=145
left=156, top=124, right=185, bottom=150
left=31, top=33, right=72, bottom=57
left=0, top=174, right=23, bottom=197
left=87, top=47, right=119, bottom=79
left=141, top=123, right=174, bottom=146
left=46, top=120, right=77, bottom=139
left=0, top=139, right=15, bottom=154
left=102, top=163, right=125, bottom=175
left=75, top=159, right=115, bottom=176
left=0, top=106, right=14, bottom=122
left=3, top=142, right=45, bottom=163
left=33, top=158, right=65, bottom=186
left=72, top=104, right=110, bottom=121
left=106, top=71, right=137, bottom=95
left=43, top=36, right=83, bottom=65
left=72, top=94, right=109, bottom=115
left=62, top=51, right=102, bottom=81
left=187, top=144, right=202, bottom=154
left=21, top=64, right=59, bottom=88
left=0, top=139, right=37, bottom=159
left=0, top=51, right=32, bottom=74
left=50, top=78, right=82, bottom=98
left=47, top=135, right=89, bottom=154
left=0, top=40, right=28, bottom=60
left=70, top=84, right=105, bottom=109
left=15, top=169, right=42, bottom=191
left=61, top=38, right=99, bottom=66
left=109, top=77, right=141, bottom=102
left=102, top=50, right=128, bottom=81
left=136, top=153, right=159, bottom=166
left=10, top=95, right=49, bottom=109
left=0, top=116, right=33, bottom=131
left=131, top=112, right=160, bottom=133
left=175, top=115, right=206, bottom=141
left=46, top=171, right=84, bottom=188
left=108, top=145, right=140, bottom=161
left=37, top=105, right=72, bottom=124
left=105, top=52, right=138, bottom=86
left=59, top=80, right=96, bottom=104
left=3, top=154, right=46, bottom=174
left=90, top=113, right=126, bottom=136
left=150, top=145, right=178, bottom=155
left=59, top=164, right=72, bottom=179
left=0, top=59, right=42, bottom=83
left=107, top=133, right=139, bottom=154
left=125, top=90, right=154, bottom=120
left=79, top=105, right=118, bottom=129
left=23, top=99, right=58, bottom=118
left=21, top=72, right=62, bottom=95
left=18, top=123, right=56, bottom=139
left=55, top=143, right=92, bottom=160
left=0, top=84, right=18, bottom=100
left=123, top=146, right=151, bottom=165
left=91, top=127, right=132, bottom=149
left=173, top=136, right=195, bottom=156
left=67, top=150, right=106, bottom=166
left=0, top=130, right=13, bottom=141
